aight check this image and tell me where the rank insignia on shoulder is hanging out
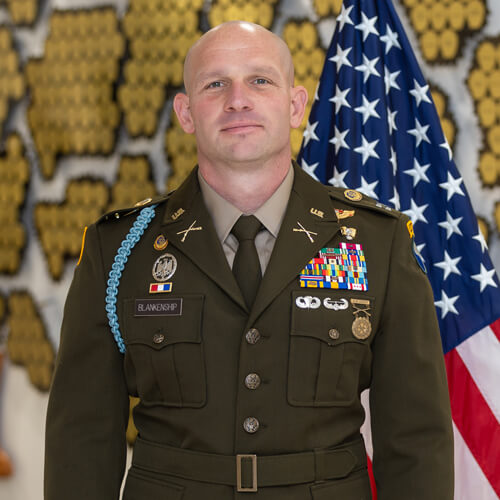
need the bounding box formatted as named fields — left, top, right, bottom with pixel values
left=149, top=283, right=172, bottom=293
left=154, top=234, right=168, bottom=251
left=344, top=189, right=363, bottom=202
left=335, top=209, right=355, bottom=220
left=299, top=243, right=368, bottom=291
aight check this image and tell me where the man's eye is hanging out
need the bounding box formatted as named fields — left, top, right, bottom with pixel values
left=207, top=81, right=223, bottom=88
left=254, top=78, right=269, bottom=85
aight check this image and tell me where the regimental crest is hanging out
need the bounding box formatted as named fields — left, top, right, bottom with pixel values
left=152, top=253, right=177, bottom=282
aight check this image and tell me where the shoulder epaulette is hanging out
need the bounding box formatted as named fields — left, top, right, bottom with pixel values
left=96, top=191, right=175, bottom=224
left=328, top=186, right=400, bottom=219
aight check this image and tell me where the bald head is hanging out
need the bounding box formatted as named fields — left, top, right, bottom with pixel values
left=183, top=21, right=295, bottom=93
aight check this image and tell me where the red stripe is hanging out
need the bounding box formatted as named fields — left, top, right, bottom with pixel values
left=367, top=455, right=377, bottom=499
left=490, top=318, right=500, bottom=342
left=445, top=349, right=500, bottom=496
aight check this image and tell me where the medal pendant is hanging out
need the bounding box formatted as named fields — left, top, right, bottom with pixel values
left=352, top=316, right=372, bottom=339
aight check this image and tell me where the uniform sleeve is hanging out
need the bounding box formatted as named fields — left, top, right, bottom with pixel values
left=370, top=215, right=454, bottom=499
left=44, top=223, right=129, bottom=500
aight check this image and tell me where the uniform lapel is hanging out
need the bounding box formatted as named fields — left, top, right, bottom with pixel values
left=161, top=168, right=247, bottom=312
left=247, top=165, right=341, bottom=326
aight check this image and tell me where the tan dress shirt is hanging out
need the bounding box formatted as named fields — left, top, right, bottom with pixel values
left=198, top=166, right=294, bottom=274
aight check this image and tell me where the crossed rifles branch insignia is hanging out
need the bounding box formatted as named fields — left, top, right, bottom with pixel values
left=176, top=220, right=203, bottom=242
left=293, top=221, right=318, bottom=243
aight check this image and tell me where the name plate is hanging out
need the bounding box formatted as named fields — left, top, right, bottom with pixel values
left=134, top=298, right=183, bottom=316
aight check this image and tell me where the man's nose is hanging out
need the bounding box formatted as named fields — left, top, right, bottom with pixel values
left=224, top=82, right=253, bottom=112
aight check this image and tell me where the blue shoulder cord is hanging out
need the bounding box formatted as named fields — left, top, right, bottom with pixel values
left=105, top=205, right=157, bottom=353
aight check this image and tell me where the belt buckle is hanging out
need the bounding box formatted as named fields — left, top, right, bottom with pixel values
left=236, top=454, right=257, bottom=492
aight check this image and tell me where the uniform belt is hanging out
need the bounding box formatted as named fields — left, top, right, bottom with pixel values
left=132, top=436, right=367, bottom=493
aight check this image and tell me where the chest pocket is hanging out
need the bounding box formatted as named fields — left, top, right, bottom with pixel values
left=122, top=294, right=206, bottom=408
left=288, top=290, right=373, bottom=407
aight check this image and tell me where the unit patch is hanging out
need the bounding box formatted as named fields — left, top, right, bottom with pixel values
left=134, top=298, right=182, bottom=316
left=154, top=234, right=168, bottom=251
left=299, top=243, right=368, bottom=291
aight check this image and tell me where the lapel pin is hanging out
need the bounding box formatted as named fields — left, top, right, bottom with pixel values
left=154, top=234, right=168, bottom=251
left=177, top=220, right=203, bottom=242
left=341, top=226, right=357, bottom=240
left=293, top=221, right=318, bottom=243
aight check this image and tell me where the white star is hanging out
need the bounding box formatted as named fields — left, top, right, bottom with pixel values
left=329, top=44, right=352, bottom=71
left=328, top=167, right=348, bottom=188
left=404, top=158, right=431, bottom=187
left=408, top=118, right=431, bottom=147
left=471, top=263, right=498, bottom=292
left=435, top=290, right=459, bottom=319
left=303, top=120, right=319, bottom=147
left=355, top=95, right=380, bottom=124
left=438, top=211, right=463, bottom=239
left=403, top=199, right=428, bottom=224
left=434, top=251, right=462, bottom=280
left=410, top=79, right=432, bottom=107
left=355, top=55, right=381, bottom=83
left=301, top=159, right=319, bottom=181
left=358, top=177, right=379, bottom=199
left=440, top=139, right=453, bottom=161
left=329, top=126, right=350, bottom=154
left=380, top=24, right=401, bottom=54
left=416, top=242, right=426, bottom=255
left=329, top=85, right=351, bottom=113
left=354, top=136, right=380, bottom=165
left=390, top=147, right=398, bottom=175
left=384, top=69, right=401, bottom=94
left=336, top=4, right=354, bottom=32
left=473, top=230, right=488, bottom=253
left=355, top=12, right=379, bottom=41
left=388, top=109, right=398, bottom=134
left=439, top=172, right=465, bottom=201
left=389, top=187, right=400, bottom=210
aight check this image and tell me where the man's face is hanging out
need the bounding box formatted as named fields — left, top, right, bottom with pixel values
left=174, top=24, right=306, bottom=169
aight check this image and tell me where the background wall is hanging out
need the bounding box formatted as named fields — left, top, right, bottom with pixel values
left=0, top=0, right=499, bottom=498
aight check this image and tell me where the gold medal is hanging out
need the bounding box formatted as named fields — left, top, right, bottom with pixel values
left=352, top=316, right=372, bottom=340
left=154, top=234, right=168, bottom=251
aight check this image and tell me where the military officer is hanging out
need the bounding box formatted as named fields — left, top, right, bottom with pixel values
left=45, top=21, right=454, bottom=499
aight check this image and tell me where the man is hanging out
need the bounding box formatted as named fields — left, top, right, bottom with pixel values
left=45, top=21, right=453, bottom=499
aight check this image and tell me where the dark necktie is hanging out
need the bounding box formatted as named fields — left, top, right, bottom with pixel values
left=231, top=215, right=262, bottom=309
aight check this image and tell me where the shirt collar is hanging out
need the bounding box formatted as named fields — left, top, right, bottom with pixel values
left=198, top=165, right=294, bottom=243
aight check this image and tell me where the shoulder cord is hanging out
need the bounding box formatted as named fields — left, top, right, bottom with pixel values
left=105, top=205, right=157, bottom=353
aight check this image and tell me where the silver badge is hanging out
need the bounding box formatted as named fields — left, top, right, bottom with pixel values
left=152, top=253, right=177, bottom=282
left=323, top=298, right=349, bottom=310
left=296, top=296, right=321, bottom=309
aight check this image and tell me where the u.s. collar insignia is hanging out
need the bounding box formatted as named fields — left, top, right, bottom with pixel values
left=310, top=208, right=324, bottom=218
left=152, top=253, right=177, bottom=282
left=344, top=189, right=362, bottom=202
left=171, top=208, right=185, bottom=220
left=154, top=234, right=168, bottom=251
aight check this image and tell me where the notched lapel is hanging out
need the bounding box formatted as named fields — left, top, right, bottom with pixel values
left=248, top=167, right=341, bottom=325
left=161, top=169, right=247, bottom=312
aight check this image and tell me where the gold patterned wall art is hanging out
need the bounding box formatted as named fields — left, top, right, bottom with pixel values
left=0, top=27, right=25, bottom=135
left=282, top=20, right=325, bottom=157
left=26, top=8, right=123, bottom=179
left=0, top=133, right=29, bottom=275
left=312, top=0, right=342, bottom=18
left=35, top=179, right=109, bottom=280
left=495, top=202, right=500, bottom=235
left=165, top=111, right=197, bottom=191
left=208, top=0, right=278, bottom=28
left=119, top=0, right=203, bottom=137
left=468, top=36, right=500, bottom=188
left=401, top=0, right=487, bottom=64
left=6, top=291, right=54, bottom=391
left=3, top=0, right=39, bottom=26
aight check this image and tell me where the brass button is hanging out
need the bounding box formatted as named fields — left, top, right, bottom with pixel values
left=152, top=333, right=165, bottom=344
left=243, top=417, right=260, bottom=434
left=245, top=373, right=261, bottom=390
left=245, top=328, right=261, bottom=344
left=328, top=329, right=340, bottom=340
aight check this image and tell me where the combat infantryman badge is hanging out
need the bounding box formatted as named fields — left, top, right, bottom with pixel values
left=152, top=253, right=177, bottom=282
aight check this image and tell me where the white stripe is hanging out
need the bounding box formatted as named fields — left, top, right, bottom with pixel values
left=360, top=389, right=373, bottom=458
left=452, top=423, right=498, bottom=500
left=456, top=325, right=500, bottom=423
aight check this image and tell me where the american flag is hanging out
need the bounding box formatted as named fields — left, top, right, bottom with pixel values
left=298, top=0, right=500, bottom=498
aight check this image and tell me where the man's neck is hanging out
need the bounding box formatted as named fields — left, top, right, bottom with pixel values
left=198, top=158, right=291, bottom=214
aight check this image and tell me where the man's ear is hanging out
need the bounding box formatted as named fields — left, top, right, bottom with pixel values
left=290, top=85, right=308, bottom=129
left=173, top=93, right=195, bottom=134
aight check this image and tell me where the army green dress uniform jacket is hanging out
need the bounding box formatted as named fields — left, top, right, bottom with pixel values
left=45, top=163, right=454, bottom=500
